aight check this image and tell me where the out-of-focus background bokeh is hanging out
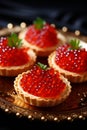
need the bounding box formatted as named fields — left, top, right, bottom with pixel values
left=0, top=0, right=87, bottom=35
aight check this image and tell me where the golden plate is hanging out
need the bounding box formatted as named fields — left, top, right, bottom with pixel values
left=0, top=23, right=87, bottom=122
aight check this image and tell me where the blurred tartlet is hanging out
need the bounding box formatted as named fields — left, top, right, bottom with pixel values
left=19, top=17, right=66, bottom=56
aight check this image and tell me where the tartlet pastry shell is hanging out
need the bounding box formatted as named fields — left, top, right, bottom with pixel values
left=48, top=52, right=87, bottom=83
left=14, top=70, right=71, bottom=107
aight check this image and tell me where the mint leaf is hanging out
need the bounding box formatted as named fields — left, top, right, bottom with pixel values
left=8, top=33, right=23, bottom=48
left=37, top=62, right=47, bottom=70
left=33, top=17, right=46, bottom=29
left=69, top=39, right=82, bottom=50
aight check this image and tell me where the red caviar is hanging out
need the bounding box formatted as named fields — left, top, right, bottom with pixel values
left=0, top=37, right=30, bottom=66
left=55, top=44, right=87, bottom=73
left=20, top=65, right=66, bottom=98
left=25, top=24, right=59, bottom=48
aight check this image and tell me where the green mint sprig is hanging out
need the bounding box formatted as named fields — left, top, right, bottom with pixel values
left=69, top=39, right=82, bottom=50
left=8, top=33, right=23, bottom=48
left=37, top=62, right=47, bottom=70
left=33, top=17, right=46, bottom=29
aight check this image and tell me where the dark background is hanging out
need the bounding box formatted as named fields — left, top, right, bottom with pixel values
left=0, top=0, right=87, bottom=129
left=0, top=0, right=87, bottom=35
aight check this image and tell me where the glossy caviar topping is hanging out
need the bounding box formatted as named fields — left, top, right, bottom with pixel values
left=0, top=37, right=30, bottom=66
left=20, top=64, right=66, bottom=98
left=55, top=43, right=87, bottom=73
left=25, top=23, right=59, bottom=48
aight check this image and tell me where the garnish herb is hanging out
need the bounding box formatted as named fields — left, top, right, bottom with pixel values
left=8, top=33, right=23, bottom=48
left=69, top=39, right=82, bottom=50
left=33, top=17, right=46, bottom=29
left=37, top=62, right=47, bottom=70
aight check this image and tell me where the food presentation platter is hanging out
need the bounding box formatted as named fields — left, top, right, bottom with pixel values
left=0, top=23, right=87, bottom=122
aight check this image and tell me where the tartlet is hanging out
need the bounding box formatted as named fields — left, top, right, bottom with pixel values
left=19, top=17, right=66, bottom=56
left=0, top=34, right=36, bottom=76
left=14, top=63, right=71, bottom=107
left=48, top=39, right=87, bottom=83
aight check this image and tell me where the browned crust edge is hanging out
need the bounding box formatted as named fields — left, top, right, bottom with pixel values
left=0, top=49, right=36, bottom=76
left=14, top=71, right=71, bottom=107
left=19, top=28, right=66, bottom=56
left=48, top=52, right=87, bottom=83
